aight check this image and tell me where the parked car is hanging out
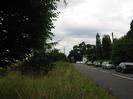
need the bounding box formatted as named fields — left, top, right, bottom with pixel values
left=93, top=61, right=102, bottom=67
left=102, top=61, right=108, bottom=69
left=102, top=61, right=115, bottom=69
left=86, top=61, right=93, bottom=65
left=76, top=61, right=83, bottom=63
left=116, top=62, right=133, bottom=73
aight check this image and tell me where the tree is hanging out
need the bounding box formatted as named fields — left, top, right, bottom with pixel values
left=68, top=42, right=96, bottom=63
left=68, top=42, right=87, bottom=63
left=112, top=37, right=133, bottom=65
left=79, top=42, right=86, bottom=55
left=127, top=20, right=133, bottom=38
left=112, top=20, right=133, bottom=65
left=86, top=44, right=95, bottom=62
left=68, top=45, right=83, bottom=62
left=96, top=33, right=102, bottom=60
left=102, top=35, right=112, bottom=60
left=49, top=49, right=67, bottom=62
left=68, top=50, right=76, bottom=63
left=0, top=0, right=60, bottom=67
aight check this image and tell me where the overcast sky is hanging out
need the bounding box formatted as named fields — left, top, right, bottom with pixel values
left=52, top=0, right=133, bottom=55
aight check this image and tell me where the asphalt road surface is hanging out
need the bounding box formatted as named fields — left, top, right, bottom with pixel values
left=74, top=63, right=133, bottom=99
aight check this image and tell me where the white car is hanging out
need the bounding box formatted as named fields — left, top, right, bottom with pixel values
left=102, top=61, right=108, bottom=69
left=102, top=61, right=115, bottom=69
left=116, top=62, right=133, bottom=73
left=93, top=61, right=101, bottom=67
left=86, top=61, right=92, bottom=65
left=76, top=61, right=83, bottom=63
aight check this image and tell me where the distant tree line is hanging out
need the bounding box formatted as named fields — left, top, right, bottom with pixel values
left=68, top=33, right=112, bottom=63
left=68, top=20, right=133, bottom=65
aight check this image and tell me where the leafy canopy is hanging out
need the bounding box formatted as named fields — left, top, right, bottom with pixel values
left=0, top=0, right=59, bottom=66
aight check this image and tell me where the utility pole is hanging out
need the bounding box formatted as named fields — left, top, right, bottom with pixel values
left=112, top=32, right=114, bottom=43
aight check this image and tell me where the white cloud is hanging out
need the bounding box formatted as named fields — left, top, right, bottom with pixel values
left=52, top=0, right=133, bottom=55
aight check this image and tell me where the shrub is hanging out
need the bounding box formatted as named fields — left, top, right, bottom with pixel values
left=20, top=51, right=54, bottom=75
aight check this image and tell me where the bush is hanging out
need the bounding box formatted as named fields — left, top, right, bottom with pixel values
left=49, top=49, right=67, bottom=62
left=20, top=51, right=54, bottom=75
left=0, top=67, right=8, bottom=77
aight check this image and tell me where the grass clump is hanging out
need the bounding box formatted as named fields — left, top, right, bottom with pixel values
left=0, top=62, right=115, bottom=99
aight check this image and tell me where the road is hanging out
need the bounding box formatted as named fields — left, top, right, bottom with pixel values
left=74, top=63, right=133, bottom=99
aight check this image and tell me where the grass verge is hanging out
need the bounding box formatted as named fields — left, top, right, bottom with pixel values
left=0, top=61, right=115, bottom=99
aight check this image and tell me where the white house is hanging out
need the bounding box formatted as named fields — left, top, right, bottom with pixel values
left=83, top=55, right=87, bottom=63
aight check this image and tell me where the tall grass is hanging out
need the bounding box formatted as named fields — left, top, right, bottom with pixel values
left=0, top=62, right=115, bottom=99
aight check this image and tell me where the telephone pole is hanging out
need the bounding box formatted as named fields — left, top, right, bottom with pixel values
left=112, top=32, right=114, bottom=43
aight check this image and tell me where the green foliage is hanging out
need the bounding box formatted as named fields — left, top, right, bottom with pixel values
left=0, top=62, right=115, bottom=99
left=96, top=33, right=102, bottom=60
left=0, top=67, right=8, bottom=77
left=0, top=0, right=59, bottom=66
left=20, top=50, right=54, bottom=75
left=102, top=35, right=112, bottom=60
left=68, top=42, right=86, bottom=62
left=79, top=42, right=86, bottom=55
left=20, top=49, right=67, bottom=75
left=112, top=20, right=133, bottom=65
left=68, top=50, right=77, bottom=63
left=68, top=42, right=95, bottom=63
left=112, top=36, right=133, bottom=65
left=49, top=49, right=67, bottom=62
left=86, top=44, right=96, bottom=62
left=127, top=20, right=133, bottom=37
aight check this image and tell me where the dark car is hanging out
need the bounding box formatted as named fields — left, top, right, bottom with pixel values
left=116, top=62, right=133, bottom=73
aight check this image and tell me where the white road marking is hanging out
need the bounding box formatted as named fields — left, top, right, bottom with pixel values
left=89, top=67, right=110, bottom=74
left=112, top=74, right=133, bottom=81
left=86, top=65, right=133, bottom=81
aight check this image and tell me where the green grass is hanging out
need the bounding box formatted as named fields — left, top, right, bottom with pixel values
left=0, top=62, right=115, bottom=99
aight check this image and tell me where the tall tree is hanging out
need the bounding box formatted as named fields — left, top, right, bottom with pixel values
left=79, top=42, right=86, bottom=55
left=112, top=20, right=133, bottom=65
left=112, top=37, right=133, bottom=65
left=102, top=35, right=112, bottom=60
left=68, top=46, right=81, bottom=63
left=0, top=0, right=59, bottom=66
left=96, top=33, right=102, bottom=60
left=68, top=42, right=87, bottom=62
left=86, top=44, right=95, bottom=62
left=127, top=20, right=133, bottom=38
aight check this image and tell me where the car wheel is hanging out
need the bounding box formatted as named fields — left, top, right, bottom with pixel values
left=119, top=67, right=122, bottom=72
